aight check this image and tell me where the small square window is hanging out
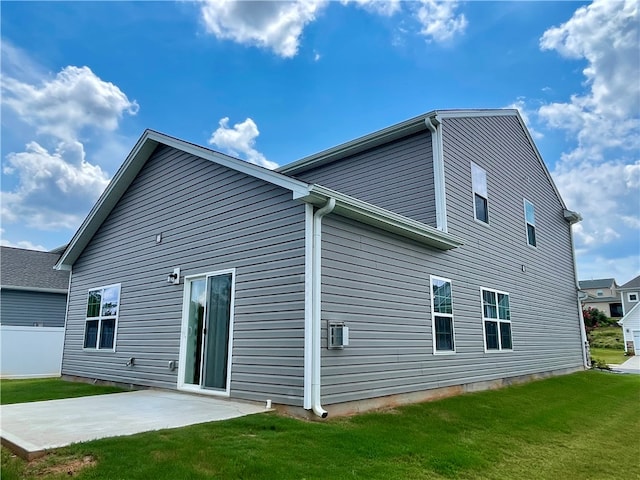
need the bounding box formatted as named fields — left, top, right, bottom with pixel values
left=628, top=293, right=639, bottom=302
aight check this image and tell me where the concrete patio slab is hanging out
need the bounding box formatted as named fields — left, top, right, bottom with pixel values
left=0, top=390, right=267, bottom=459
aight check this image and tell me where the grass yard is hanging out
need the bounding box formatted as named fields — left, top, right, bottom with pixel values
left=588, top=326, right=625, bottom=350
left=2, top=371, right=639, bottom=480
left=0, top=378, right=125, bottom=405
left=590, top=347, right=629, bottom=365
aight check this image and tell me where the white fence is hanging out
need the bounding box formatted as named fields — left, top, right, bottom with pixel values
left=1, top=326, right=64, bottom=378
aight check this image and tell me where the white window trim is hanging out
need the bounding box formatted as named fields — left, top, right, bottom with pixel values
left=523, top=199, right=537, bottom=248
left=82, top=283, right=121, bottom=352
left=177, top=268, right=236, bottom=397
left=628, top=292, right=639, bottom=303
left=430, top=275, right=456, bottom=355
left=481, top=287, right=513, bottom=353
left=471, top=162, right=489, bottom=225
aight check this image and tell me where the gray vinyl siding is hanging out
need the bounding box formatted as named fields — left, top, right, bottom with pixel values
left=296, top=132, right=437, bottom=226
left=622, top=290, right=640, bottom=316
left=319, top=115, right=583, bottom=405
left=62, top=144, right=306, bottom=406
left=0, top=289, right=67, bottom=327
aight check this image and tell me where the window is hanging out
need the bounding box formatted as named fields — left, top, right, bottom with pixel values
left=430, top=276, right=455, bottom=352
left=596, top=290, right=604, bottom=297
left=471, top=162, right=489, bottom=223
left=524, top=199, right=536, bottom=247
left=84, top=284, right=120, bottom=350
left=610, top=303, right=624, bottom=318
left=629, top=292, right=639, bottom=303
left=482, top=288, right=512, bottom=351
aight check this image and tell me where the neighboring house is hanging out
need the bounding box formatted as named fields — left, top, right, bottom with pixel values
left=578, top=278, right=624, bottom=318
left=619, top=303, right=640, bottom=355
left=54, top=109, right=587, bottom=417
left=618, top=274, right=640, bottom=317
left=1, top=246, right=70, bottom=378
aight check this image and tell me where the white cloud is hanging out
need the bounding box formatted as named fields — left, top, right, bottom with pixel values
left=341, top=0, right=401, bottom=17
left=1, top=54, right=138, bottom=234
left=505, top=98, right=544, bottom=140
left=209, top=117, right=279, bottom=169
left=197, top=0, right=467, bottom=57
left=199, top=0, right=327, bottom=58
left=2, top=65, right=139, bottom=142
left=0, top=229, right=47, bottom=251
left=415, top=0, right=467, bottom=43
left=536, top=0, right=639, bottom=253
left=2, top=141, right=111, bottom=230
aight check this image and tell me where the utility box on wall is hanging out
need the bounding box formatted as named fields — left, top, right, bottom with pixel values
left=328, top=322, right=349, bottom=349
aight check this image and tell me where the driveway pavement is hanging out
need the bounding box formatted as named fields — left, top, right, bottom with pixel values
left=610, top=355, right=640, bottom=374
left=0, top=390, right=266, bottom=459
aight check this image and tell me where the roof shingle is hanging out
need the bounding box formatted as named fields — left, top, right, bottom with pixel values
left=1, top=247, right=70, bottom=291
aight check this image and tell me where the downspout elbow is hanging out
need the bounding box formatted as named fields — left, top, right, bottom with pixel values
left=312, top=197, right=335, bottom=418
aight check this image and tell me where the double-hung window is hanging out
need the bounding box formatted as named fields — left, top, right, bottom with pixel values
left=471, top=162, right=489, bottom=223
left=524, top=199, right=536, bottom=247
left=482, top=288, right=512, bottom=351
left=84, top=284, right=120, bottom=350
left=431, top=276, right=455, bottom=353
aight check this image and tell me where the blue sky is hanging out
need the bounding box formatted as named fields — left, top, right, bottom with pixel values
left=1, top=0, right=638, bottom=284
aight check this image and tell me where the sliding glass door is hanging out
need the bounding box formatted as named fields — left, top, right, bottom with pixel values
left=181, top=271, right=234, bottom=393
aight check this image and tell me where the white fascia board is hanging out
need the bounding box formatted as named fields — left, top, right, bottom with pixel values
left=0, top=286, right=68, bottom=294
left=55, top=129, right=311, bottom=270
left=301, top=185, right=463, bottom=250
left=278, top=109, right=525, bottom=176
left=278, top=114, right=434, bottom=175
left=438, top=109, right=570, bottom=212
left=147, top=131, right=310, bottom=196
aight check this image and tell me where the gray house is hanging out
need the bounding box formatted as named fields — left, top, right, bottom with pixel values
left=578, top=278, right=624, bottom=318
left=1, top=246, right=70, bottom=378
left=619, top=274, right=640, bottom=317
left=1, top=246, right=69, bottom=327
left=55, top=109, right=587, bottom=417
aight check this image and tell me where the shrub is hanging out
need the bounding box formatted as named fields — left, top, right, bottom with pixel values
left=583, top=307, right=616, bottom=330
left=590, top=357, right=611, bottom=370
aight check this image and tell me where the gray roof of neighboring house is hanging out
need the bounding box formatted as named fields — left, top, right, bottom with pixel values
left=1, top=246, right=70, bottom=292
left=619, top=274, right=640, bottom=290
left=578, top=278, right=616, bottom=290
left=582, top=296, right=619, bottom=303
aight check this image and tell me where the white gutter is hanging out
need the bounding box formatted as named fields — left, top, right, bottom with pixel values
left=565, top=209, right=590, bottom=368
left=311, top=197, right=335, bottom=418
left=424, top=116, right=448, bottom=232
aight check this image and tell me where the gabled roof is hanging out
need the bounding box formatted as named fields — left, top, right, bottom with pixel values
left=618, top=302, right=640, bottom=326
left=278, top=109, right=568, bottom=211
left=619, top=274, right=640, bottom=290
left=1, top=246, right=69, bottom=292
left=579, top=278, right=617, bottom=290
left=55, top=129, right=463, bottom=270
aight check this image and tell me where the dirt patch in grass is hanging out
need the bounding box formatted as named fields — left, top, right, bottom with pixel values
left=25, top=453, right=96, bottom=477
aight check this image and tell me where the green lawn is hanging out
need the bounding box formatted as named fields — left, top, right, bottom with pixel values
left=0, top=378, right=125, bottom=405
left=590, top=347, right=629, bottom=365
left=2, top=371, right=639, bottom=479
left=588, top=326, right=625, bottom=350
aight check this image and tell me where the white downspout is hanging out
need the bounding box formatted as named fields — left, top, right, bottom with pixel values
left=565, top=210, right=589, bottom=368
left=425, top=116, right=448, bottom=232
left=312, top=197, right=335, bottom=418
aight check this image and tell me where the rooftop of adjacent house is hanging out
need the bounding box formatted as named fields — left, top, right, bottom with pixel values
left=1, top=246, right=70, bottom=292
left=620, top=274, right=640, bottom=290
left=578, top=278, right=616, bottom=290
